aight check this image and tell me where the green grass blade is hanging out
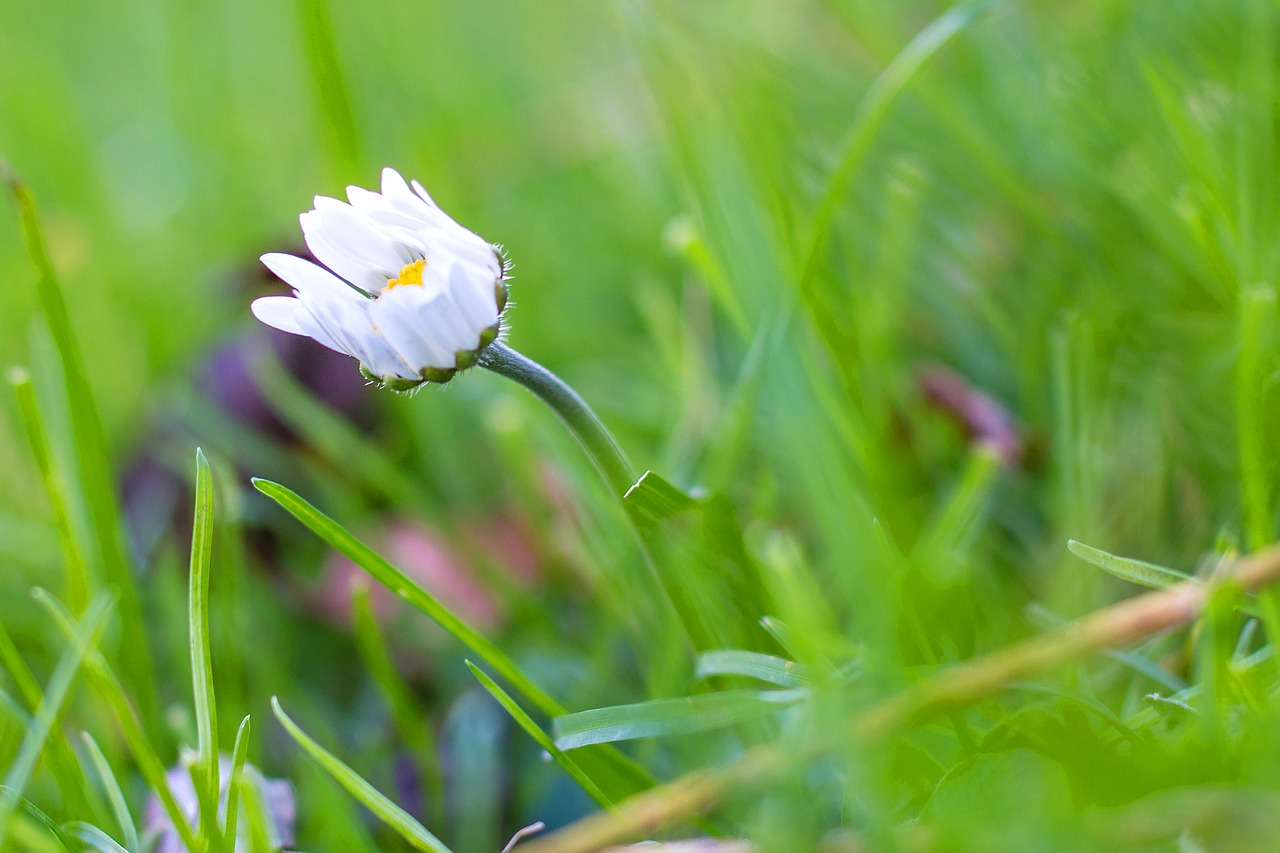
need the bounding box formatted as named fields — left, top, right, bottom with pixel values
left=465, top=661, right=614, bottom=810
left=694, top=650, right=816, bottom=688
left=9, top=368, right=90, bottom=612
left=80, top=733, right=140, bottom=853
left=1237, top=286, right=1276, bottom=552
left=0, top=622, right=42, bottom=709
left=221, top=715, right=251, bottom=846
left=0, top=594, right=112, bottom=849
left=252, top=478, right=563, bottom=717
left=31, top=590, right=202, bottom=853
left=292, top=0, right=359, bottom=174
left=351, top=586, right=444, bottom=820
left=1, top=789, right=69, bottom=850
left=271, top=697, right=451, bottom=853
left=4, top=167, right=154, bottom=715
left=188, top=449, right=221, bottom=849
left=249, top=354, right=431, bottom=508
left=799, top=1, right=987, bottom=285
left=552, top=689, right=806, bottom=751
left=1067, top=540, right=1196, bottom=590
left=61, top=822, right=129, bottom=853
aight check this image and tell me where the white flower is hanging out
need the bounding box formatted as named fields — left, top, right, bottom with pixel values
left=252, top=168, right=508, bottom=388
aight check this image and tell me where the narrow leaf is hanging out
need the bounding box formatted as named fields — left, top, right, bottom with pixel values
left=80, top=733, right=140, bottom=853
left=553, top=690, right=805, bottom=751
left=31, top=590, right=201, bottom=852
left=1068, top=540, right=1195, bottom=590
left=253, top=478, right=562, bottom=717
left=465, top=662, right=613, bottom=810
left=61, top=823, right=129, bottom=853
left=695, top=650, right=816, bottom=688
left=221, top=716, right=252, bottom=845
left=351, top=586, right=443, bottom=819
left=189, top=449, right=220, bottom=849
left=271, top=697, right=451, bottom=853
left=0, top=595, right=112, bottom=849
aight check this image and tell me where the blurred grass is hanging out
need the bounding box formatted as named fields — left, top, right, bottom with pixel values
left=3, top=0, right=1280, bottom=849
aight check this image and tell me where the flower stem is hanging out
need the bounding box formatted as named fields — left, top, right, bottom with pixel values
left=479, top=342, right=637, bottom=500
left=480, top=343, right=699, bottom=649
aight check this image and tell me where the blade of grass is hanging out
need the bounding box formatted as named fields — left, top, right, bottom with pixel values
left=465, top=661, right=614, bottom=811
left=0, top=595, right=112, bottom=849
left=61, top=823, right=129, bottom=853
left=249, top=353, right=431, bottom=508
left=0, top=621, right=94, bottom=818
left=271, top=697, right=451, bottom=853
left=293, top=0, right=359, bottom=176
left=80, top=733, right=140, bottom=853
left=695, top=650, right=816, bottom=688
left=552, top=690, right=805, bottom=751
left=351, top=585, right=444, bottom=821
left=4, top=167, right=154, bottom=717
left=31, top=590, right=201, bottom=853
left=252, top=478, right=562, bottom=716
left=10, top=368, right=89, bottom=613
left=1, top=790, right=69, bottom=851
left=1067, top=540, right=1196, bottom=590
left=220, top=716, right=251, bottom=846
left=188, top=449, right=221, bottom=850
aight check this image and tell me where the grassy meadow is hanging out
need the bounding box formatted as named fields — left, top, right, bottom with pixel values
left=3, top=0, right=1280, bottom=850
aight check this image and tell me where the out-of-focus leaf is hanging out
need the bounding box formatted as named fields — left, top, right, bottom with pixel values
left=695, top=650, right=816, bottom=688
left=553, top=689, right=805, bottom=751
left=271, top=698, right=451, bottom=853
left=1067, top=540, right=1195, bottom=590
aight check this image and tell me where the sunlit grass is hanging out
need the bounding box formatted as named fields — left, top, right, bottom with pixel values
left=3, top=0, right=1280, bottom=850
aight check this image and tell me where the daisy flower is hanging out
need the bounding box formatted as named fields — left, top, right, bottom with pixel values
left=252, top=168, right=508, bottom=390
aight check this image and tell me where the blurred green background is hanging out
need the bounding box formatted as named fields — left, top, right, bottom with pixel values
left=3, top=0, right=1280, bottom=850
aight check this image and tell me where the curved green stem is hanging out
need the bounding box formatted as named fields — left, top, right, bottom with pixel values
left=479, top=342, right=637, bottom=499
left=480, top=343, right=699, bottom=649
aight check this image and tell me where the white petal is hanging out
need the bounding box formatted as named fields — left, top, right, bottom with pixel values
left=442, top=262, right=499, bottom=332
left=306, top=199, right=410, bottom=272
left=260, top=253, right=363, bottom=301
left=370, top=290, right=455, bottom=370
left=380, top=168, right=413, bottom=201
left=250, top=296, right=308, bottom=335
left=296, top=218, right=387, bottom=294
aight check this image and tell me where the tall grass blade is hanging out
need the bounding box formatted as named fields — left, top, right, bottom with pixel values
left=188, top=449, right=221, bottom=848
left=465, top=661, right=614, bottom=810
left=553, top=689, right=806, bottom=751
left=252, top=478, right=563, bottom=717
left=271, top=697, right=451, bottom=853
left=1067, top=540, right=1196, bottom=590
left=221, top=715, right=252, bottom=846
left=80, top=733, right=140, bottom=853
left=0, top=595, right=112, bottom=849
left=3, top=167, right=154, bottom=714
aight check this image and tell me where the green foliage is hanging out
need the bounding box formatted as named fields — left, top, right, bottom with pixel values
left=4, top=0, right=1280, bottom=850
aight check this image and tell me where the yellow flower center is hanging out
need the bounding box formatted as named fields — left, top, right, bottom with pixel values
left=384, top=259, right=426, bottom=291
